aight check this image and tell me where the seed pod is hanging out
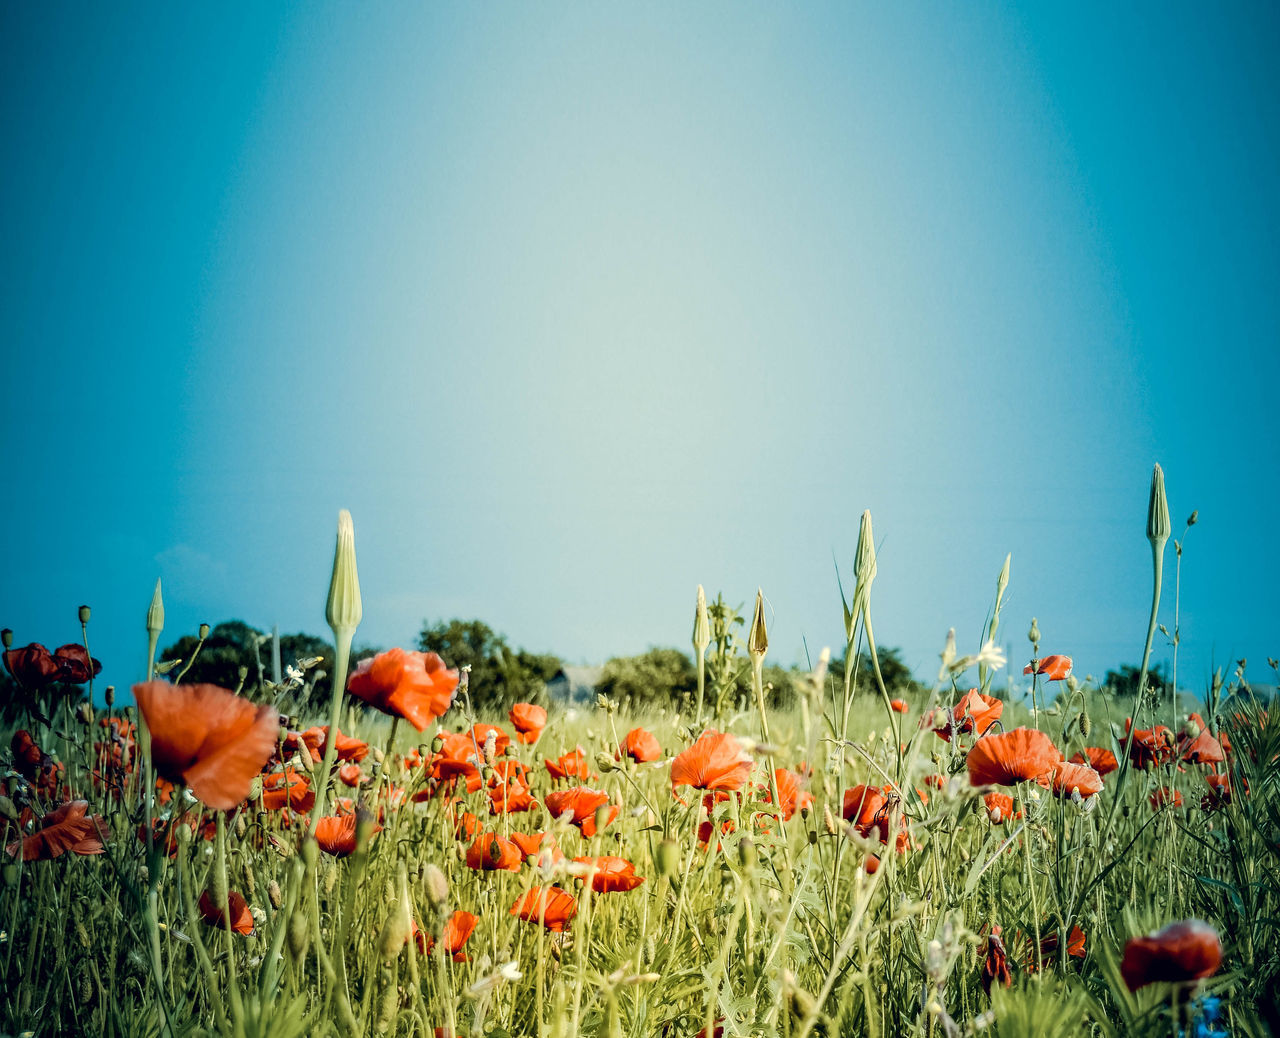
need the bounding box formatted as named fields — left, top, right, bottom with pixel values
left=1079, top=711, right=1092, bottom=739
left=267, top=880, right=283, bottom=910
left=287, top=908, right=309, bottom=959
left=0, top=629, right=12, bottom=648
left=234, top=813, right=247, bottom=840
left=1028, top=618, right=1040, bottom=646
left=103, top=685, right=115, bottom=706
left=2, top=864, right=17, bottom=887
left=199, top=623, right=210, bottom=640
left=242, top=862, right=256, bottom=900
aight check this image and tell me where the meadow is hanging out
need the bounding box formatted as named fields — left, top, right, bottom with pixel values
left=1, top=467, right=1277, bottom=1037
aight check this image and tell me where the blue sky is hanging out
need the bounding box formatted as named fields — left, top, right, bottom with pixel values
left=2, top=3, right=1277, bottom=701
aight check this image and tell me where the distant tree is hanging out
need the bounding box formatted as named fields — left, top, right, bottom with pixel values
left=596, top=648, right=697, bottom=710
left=1104, top=663, right=1170, bottom=701
left=417, top=618, right=560, bottom=712
left=829, top=646, right=923, bottom=697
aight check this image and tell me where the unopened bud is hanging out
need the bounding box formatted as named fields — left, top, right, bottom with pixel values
left=1079, top=711, right=1092, bottom=738
left=594, top=751, right=617, bottom=774
left=199, top=623, right=210, bottom=640
left=104, top=685, right=115, bottom=706
left=77, top=702, right=94, bottom=725
left=0, top=629, right=12, bottom=649
left=242, top=862, right=256, bottom=899
left=288, top=908, right=309, bottom=959
left=79, top=605, right=91, bottom=624
left=267, top=880, right=283, bottom=910
left=655, top=838, right=679, bottom=878
left=234, top=813, right=247, bottom=840
left=423, top=864, right=449, bottom=907
left=1186, top=509, right=1198, bottom=527
left=1028, top=618, right=1040, bottom=645
left=325, top=509, right=362, bottom=636
left=238, top=665, right=249, bottom=681
left=593, top=804, right=612, bottom=836
left=146, top=579, right=164, bottom=635
left=693, top=585, right=710, bottom=655
left=748, top=589, right=768, bottom=658
left=1147, top=464, right=1171, bottom=547
left=739, top=835, right=758, bottom=869
left=296, top=742, right=314, bottom=770
left=300, top=836, right=319, bottom=872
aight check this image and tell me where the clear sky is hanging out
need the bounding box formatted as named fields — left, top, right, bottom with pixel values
left=3, top=3, right=1277, bottom=701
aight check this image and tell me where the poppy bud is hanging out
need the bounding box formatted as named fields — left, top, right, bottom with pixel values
left=1147, top=464, right=1171, bottom=548
left=424, top=864, right=449, bottom=907
left=377, top=864, right=413, bottom=961
left=325, top=510, right=362, bottom=637
left=296, top=742, right=314, bottom=770
left=288, top=909, right=309, bottom=959
left=1186, top=509, right=1198, bottom=527
left=234, top=813, right=247, bottom=840
left=238, top=665, right=249, bottom=682
left=852, top=510, right=877, bottom=625
left=1079, top=711, right=1092, bottom=739
left=199, top=623, right=210, bottom=640
left=748, top=589, right=768, bottom=659
left=594, top=751, right=616, bottom=774
left=376, top=968, right=400, bottom=1031
left=175, top=823, right=193, bottom=847
left=104, top=685, right=114, bottom=706
left=79, top=605, right=91, bottom=624
left=78, top=703, right=95, bottom=725
left=242, top=862, right=256, bottom=900
left=2, top=864, right=18, bottom=887
left=146, top=579, right=164, bottom=635
left=0, top=797, right=16, bottom=822
left=356, top=804, right=377, bottom=852
left=300, top=835, right=319, bottom=872
left=693, top=585, right=710, bottom=655
left=823, top=803, right=837, bottom=836
left=1028, top=618, right=1040, bottom=645
left=323, top=861, right=339, bottom=896
left=593, top=804, right=612, bottom=836
left=739, top=835, right=757, bottom=869
left=0, top=629, right=12, bottom=649
left=267, top=880, right=283, bottom=910
left=655, top=838, right=679, bottom=878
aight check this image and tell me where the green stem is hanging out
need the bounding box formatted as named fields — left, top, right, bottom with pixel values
left=309, top=628, right=355, bottom=826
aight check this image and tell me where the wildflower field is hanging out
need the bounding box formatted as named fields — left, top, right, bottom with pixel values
left=2, top=468, right=1278, bottom=1038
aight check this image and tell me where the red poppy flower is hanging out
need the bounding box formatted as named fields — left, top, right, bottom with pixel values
left=966, top=728, right=1061, bottom=787
left=466, top=832, right=523, bottom=872
left=434, top=731, right=480, bottom=762
left=1030, top=924, right=1086, bottom=968
left=346, top=649, right=459, bottom=732
left=314, top=814, right=380, bottom=857
left=761, top=768, right=813, bottom=822
left=424, top=910, right=479, bottom=961
left=670, top=730, right=753, bottom=792
left=572, top=856, right=645, bottom=892
left=308, top=726, right=369, bottom=763
left=2, top=643, right=62, bottom=687
left=133, top=681, right=279, bottom=811
left=1149, top=787, right=1183, bottom=810
left=1023, top=655, right=1072, bottom=681
left=509, top=703, right=547, bottom=744
left=510, top=886, right=578, bottom=931
left=510, top=831, right=559, bottom=860
left=450, top=807, right=480, bottom=840
left=545, top=747, right=597, bottom=782
left=488, top=778, right=537, bottom=815
left=1120, top=920, right=1221, bottom=990
left=488, top=759, right=530, bottom=787
left=1069, top=747, right=1118, bottom=776
left=337, top=763, right=364, bottom=787
left=889, top=699, right=909, bottom=714
left=260, top=769, right=317, bottom=812
left=842, top=784, right=888, bottom=828
left=11, top=729, right=46, bottom=781
left=198, top=890, right=255, bottom=935
left=433, top=755, right=483, bottom=795
left=981, top=927, right=1013, bottom=993
left=545, top=786, right=618, bottom=837
left=10, top=801, right=109, bottom=861
left=983, top=792, right=1017, bottom=824
left=1124, top=720, right=1177, bottom=769
left=1048, top=761, right=1104, bottom=798
left=934, top=689, right=1003, bottom=742
left=1201, top=772, right=1233, bottom=812
left=619, top=727, right=662, bottom=764
left=1177, top=729, right=1225, bottom=765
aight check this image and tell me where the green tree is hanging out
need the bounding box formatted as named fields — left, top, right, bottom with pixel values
left=596, top=648, right=697, bottom=710
left=1104, top=663, right=1170, bottom=700
left=417, top=618, right=560, bottom=712
left=830, top=646, right=923, bottom=697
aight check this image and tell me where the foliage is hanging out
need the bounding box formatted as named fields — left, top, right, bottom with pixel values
left=417, top=617, right=560, bottom=712
left=1104, top=662, right=1171, bottom=700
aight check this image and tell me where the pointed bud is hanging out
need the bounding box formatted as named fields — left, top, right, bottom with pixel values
left=852, top=510, right=877, bottom=623
left=693, top=585, right=710, bottom=655
left=996, top=554, right=1011, bottom=602
left=1186, top=509, right=1198, bottom=527
left=1147, top=464, right=1170, bottom=548
left=748, top=589, right=768, bottom=659
left=146, top=579, right=164, bottom=636
left=325, top=510, right=362, bottom=636
left=1028, top=618, right=1040, bottom=645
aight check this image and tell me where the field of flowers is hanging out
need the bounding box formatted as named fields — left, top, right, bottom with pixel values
left=2, top=467, right=1278, bottom=1037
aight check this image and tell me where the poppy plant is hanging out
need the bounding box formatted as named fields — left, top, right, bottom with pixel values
left=983, top=791, right=1017, bottom=824
left=842, top=784, right=888, bottom=829
left=466, top=833, right=523, bottom=872
left=314, top=813, right=380, bottom=856
left=3, top=643, right=102, bottom=687
left=981, top=927, right=1012, bottom=993
left=966, top=727, right=1060, bottom=787
left=346, top=648, right=460, bottom=732
left=571, top=855, right=645, bottom=892
left=670, top=730, right=753, bottom=792
left=510, top=886, right=578, bottom=931
left=1202, top=772, right=1232, bottom=811
left=1023, top=654, right=1072, bottom=681
left=1177, top=729, right=1225, bottom=766
left=1069, top=747, right=1119, bottom=776
left=198, top=890, right=255, bottom=936
left=934, top=689, right=1003, bottom=742
left=11, top=800, right=109, bottom=861
left=469, top=723, right=511, bottom=758
left=545, top=787, right=618, bottom=837
left=1048, top=761, right=1104, bottom=799
left=509, top=703, right=547, bottom=744
left=133, top=681, right=279, bottom=811
left=761, top=768, right=813, bottom=822
left=1030, top=924, right=1086, bottom=968
left=618, top=727, right=662, bottom=764
left=488, top=778, right=537, bottom=815
left=424, top=910, right=479, bottom=961
left=1120, top=920, right=1222, bottom=990
left=1124, top=720, right=1177, bottom=769
left=890, top=698, right=909, bottom=713
left=545, top=747, right=597, bottom=782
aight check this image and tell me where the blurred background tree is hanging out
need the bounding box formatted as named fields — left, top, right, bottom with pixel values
left=417, top=618, right=560, bottom=713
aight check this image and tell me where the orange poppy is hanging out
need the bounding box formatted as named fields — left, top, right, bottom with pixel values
left=983, top=792, right=1017, bottom=824
left=198, top=890, right=255, bottom=935
left=761, top=768, right=813, bottom=821
left=337, top=763, right=364, bottom=787
left=1201, top=772, right=1232, bottom=812
left=545, top=787, right=618, bottom=837
left=934, top=689, right=1003, bottom=742
left=260, top=772, right=316, bottom=813
left=1149, top=787, right=1183, bottom=810
left=619, top=727, right=662, bottom=763
left=133, top=681, right=279, bottom=811
left=545, top=747, right=597, bottom=782
left=1048, top=761, right=1104, bottom=798
left=424, top=910, right=479, bottom=961
left=488, top=778, right=537, bottom=815
left=1023, top=655, right=1072, bottom=681
left=1124, top=719, right=1176, bottom=769
left=842, top=784, right=888, bottom=828
left=450, top=807, right=480, bottom=840
left=466, top=833, right=523, bottom=872
left=572, top=855, right=645, bottom=892
left=346, top=648, right=459, bottom=732
left=890, top=699, right=909, bottom=714
left=1069, top=747, right=1118, bottom=776
left=981, top=927, right=1012, bottom=993
left=510, top=886, right=578, bottom=931
left=314, top=813, right=380, bottom=857
left=1030, top=924, right=1086, bottom=969
left=670, top=730, right=753, bottom=792
left=469, top=723, right=511, bottom=758
left=509, top=831, right=556, bottom=858
left=433, top=755, right=483, bottom=795
left=966, top=727, right=1060, bottom=787
left=1120, top=920, right=1221, bottom=990
left=12, top=801, right=109, bottom=861
left=509, top=703, right=547, bottom=744
left=1177, top=729, right=1225, bottom=765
